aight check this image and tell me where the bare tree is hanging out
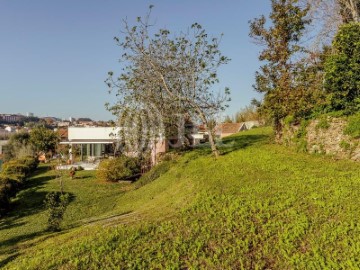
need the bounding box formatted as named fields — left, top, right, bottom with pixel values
left=106, top=6, right=230, bottom=158
left=303, top=0, right=360, bottom=49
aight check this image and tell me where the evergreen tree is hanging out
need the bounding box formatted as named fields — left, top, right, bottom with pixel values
left=324, top=22, right=360, bottom=113
left=249, top=0, right=310, bottom=138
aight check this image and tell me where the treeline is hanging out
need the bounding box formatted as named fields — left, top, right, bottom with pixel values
left=0, top=156, right=38, bottom=216
left=224, top=103, right=261, bottom=123
left=3, top=126, right=59, bottom=162
left=250, top=0, right=360, bottom=139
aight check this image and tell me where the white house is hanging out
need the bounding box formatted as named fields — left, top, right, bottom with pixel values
left=60, top=127, right=121, bottom=162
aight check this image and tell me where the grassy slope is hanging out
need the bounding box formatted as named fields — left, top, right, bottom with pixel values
left=2, top=127, right=360, bottom=269
left=0, top=167, right=131, bottom=265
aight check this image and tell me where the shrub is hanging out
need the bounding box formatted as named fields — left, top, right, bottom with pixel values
left=344, top=113, right=360, bottom=139
left=69, top=167, right=76, bottom=179
left=0, top=156, right=38, bottom=217
left=0, top=179, right=11, bottom=217
left=96, top=156, right=141, bottom=182
left=295, top=119, right=309, bottom=139
left=0, top=176, right=23, bottom=217
left=284, top=115, right=295, bottom=126
left=1, top=160, right=29, bottom=183
left=44, top=192, right=70, bottom=231
left=316, top=117, right=330, bottom=130
left=339, top=140, right=351, bottom=151
left=135, top=160, right=175, bottom=188
left=19, top=156, right=39, bottom=171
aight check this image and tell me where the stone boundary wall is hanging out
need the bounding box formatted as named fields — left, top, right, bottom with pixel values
left=283, top=118, right=360, bottom=161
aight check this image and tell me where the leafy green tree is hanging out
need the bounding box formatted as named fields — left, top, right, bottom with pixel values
left=324, top=22, right=360, bottom=113
left=106, top=6, right=230, bottom=158
left=29, top=126, right=60, bottom=156
left=249, top=0, right=310, bottom=137
left=3, top=132, right=32, bottom=161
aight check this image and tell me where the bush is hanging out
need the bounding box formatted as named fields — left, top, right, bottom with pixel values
left=0, top=156, right=38, bottom=217
left=1, top=160, right=29, bottom=183
left=44, top=192, right=70, bottom=231
left=339, top=140, right=351, bottom=151
left=284, top=115, right=295, bottom=126
left=344, top=113, right=360, bottom=139
left=20, top=156, right=39, bottom=171
left=0, top=176, right=23, bottom=217
left=69, top=167, right=76, bottom=179
left=135, top=160, right=174, bottom=188
left=316, top=117, right=330, bottom=130
left=96, top=156, right=141, bottom=182
left=0, top=179, right=11, bottom=217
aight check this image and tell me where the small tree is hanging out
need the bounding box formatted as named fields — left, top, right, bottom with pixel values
left=324, top=22, right=360, bottom=113
left=30, top=126, right=60, bottom=157
left=106, top=6, right=230, bottom=158
left=3, top=131, right=33, bottom=161
left=44, top=192, right=69, bottom=231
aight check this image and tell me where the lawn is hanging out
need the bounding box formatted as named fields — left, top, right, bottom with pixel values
left=2, top=127, right=360, bottom=269
left=0, top=166, right=131, bottom=266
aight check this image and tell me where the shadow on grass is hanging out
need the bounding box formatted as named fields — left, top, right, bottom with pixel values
left=189, top=133, right=270, bottom=157
left=0, top=253, right=20, bottom=269
left=219, top=134, right=269, bottom=155
left=0, top=174, right=57, bottom=231
left=73, top=175, right=92, bottom=180
left=0, top=231, right=62, bottom=268
left=0, top=166, right=75, bottom=265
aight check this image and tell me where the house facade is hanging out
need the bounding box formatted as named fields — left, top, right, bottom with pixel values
left=60, top=127, right=121, bottom=162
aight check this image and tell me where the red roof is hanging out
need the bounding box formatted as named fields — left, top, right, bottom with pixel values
left=217, top=123, right=243, bottom=134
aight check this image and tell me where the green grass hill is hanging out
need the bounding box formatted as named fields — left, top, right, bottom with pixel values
left=1, top=127, right=360, bottom=269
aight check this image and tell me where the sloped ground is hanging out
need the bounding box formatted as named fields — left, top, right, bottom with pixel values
left=2, top=127, right=360, bottom=269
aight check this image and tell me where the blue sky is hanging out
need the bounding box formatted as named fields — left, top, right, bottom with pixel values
left=0, top=0, right=271, bottom=121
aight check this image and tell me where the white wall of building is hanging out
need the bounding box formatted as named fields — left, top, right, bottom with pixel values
left=0, top=140, right=8, bottom=155
left=68, top=127, right=121, bottom=140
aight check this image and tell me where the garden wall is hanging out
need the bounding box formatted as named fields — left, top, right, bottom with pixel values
left=282, top=117, right=360, bottom=161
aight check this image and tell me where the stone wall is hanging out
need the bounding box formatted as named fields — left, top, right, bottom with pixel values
left=283, top=117, right=360, bottom=161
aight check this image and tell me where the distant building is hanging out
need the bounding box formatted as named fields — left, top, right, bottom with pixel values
left=57, top=121, right=70, bottom=127
left=0, top=114, right=25, bottom=123
left=27, top=112, right=34, bottom=117
left=5, top=126, right=16, bottom=133
left=216, top=121, right=260, bottom=138
left=76, top=118, right=94, bottom=126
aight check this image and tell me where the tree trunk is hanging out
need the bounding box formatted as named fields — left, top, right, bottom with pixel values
left=196, top=109, right=220, bottom=158
left=348, top=0, right=360, bottom=22
left=274, top=117, right=283, bottom=143
left=207, top=129, right=219, bottom=158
